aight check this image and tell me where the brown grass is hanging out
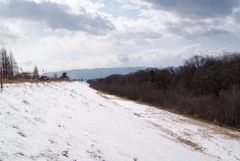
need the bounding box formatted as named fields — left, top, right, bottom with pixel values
left=149, top=121, right=205, bottom=152
left=2, top=78, right=37, bottom=84
left=1, top=78, right=74, bottom=84
left=96, top=91, right=111, bottom=100
left=17, top=131, right=26, bottom=137
left=176, top=137, right=203, bottom=151
left=16, top=152, right=25, bottom=156
left=134, top=113, right=142, bottom=117
left=220, top=131, right=240, bottom=140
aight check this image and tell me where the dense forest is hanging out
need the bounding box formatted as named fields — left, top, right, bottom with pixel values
left=88, top=52, right=240, bottom=128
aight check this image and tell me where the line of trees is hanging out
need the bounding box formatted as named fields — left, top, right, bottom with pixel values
left=0, top=47, right=41, bottom=80
left=88, top=52, right=240, bottom=128
left=0, top=48, right=19, bottom=78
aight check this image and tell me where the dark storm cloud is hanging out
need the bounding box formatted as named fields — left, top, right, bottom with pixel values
left=140, top=0, right=239, bottom=19
left=0, top=0, right=115, bottom=35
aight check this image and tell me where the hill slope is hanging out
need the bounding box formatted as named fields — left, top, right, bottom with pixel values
left=0, top=82, right=239, bottom=160
left=47, top=67, right=152, bottom=79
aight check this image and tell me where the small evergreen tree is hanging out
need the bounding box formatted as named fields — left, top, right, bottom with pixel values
left=149, top=70, right=156, bottom=85
left=33, top=65, right=39, bottom=79
left=149, top=69, right=163, bottom=88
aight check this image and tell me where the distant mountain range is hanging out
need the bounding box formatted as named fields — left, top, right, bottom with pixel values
left=47, top=67, right=160, bottom=80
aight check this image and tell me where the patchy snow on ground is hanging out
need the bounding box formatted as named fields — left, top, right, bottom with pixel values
left=0, top=81, right=239, bottom=161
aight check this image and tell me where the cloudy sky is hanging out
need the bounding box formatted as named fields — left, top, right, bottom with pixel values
left=0, top=0, right=240, bottom=72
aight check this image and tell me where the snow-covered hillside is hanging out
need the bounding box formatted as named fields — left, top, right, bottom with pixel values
left=0, top=82, right=239, bottom=161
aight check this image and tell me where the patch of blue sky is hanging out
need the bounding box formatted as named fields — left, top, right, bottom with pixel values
left=97, top=0, right=148, bottom=19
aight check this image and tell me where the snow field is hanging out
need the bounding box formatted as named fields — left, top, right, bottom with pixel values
left=0, top=81, right=239, bottom=161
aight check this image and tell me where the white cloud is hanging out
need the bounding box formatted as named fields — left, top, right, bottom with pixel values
left=0, top=20, right=27, bottom=45
left=23, top=60, right=33, bottom=66
left=122, top=0, right=239, bottom=40
left=123, top=44, right=228, bottom=67
left=0, top=0, right=114, bottom=35
left=1, top=0, right=240, bottom=72
left=117, top=52, right=129, bottom=62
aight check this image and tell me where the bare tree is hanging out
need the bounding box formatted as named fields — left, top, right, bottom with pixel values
left=0, top=48, right=19, bottom=78
left=0, top=48, right=9, bottom=77
left=9, top=51, right=19, bottom=77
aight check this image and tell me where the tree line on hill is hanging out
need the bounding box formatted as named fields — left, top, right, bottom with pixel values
left=88, top=52, right=240, bottom=128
